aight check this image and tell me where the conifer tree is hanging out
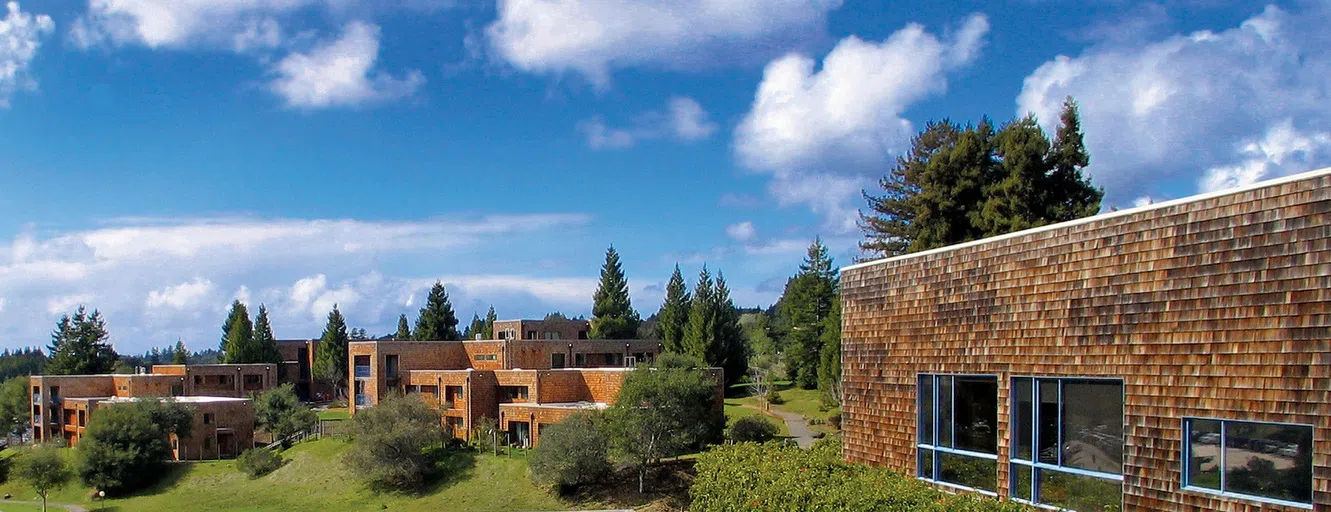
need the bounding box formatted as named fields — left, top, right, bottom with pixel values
left=654, top=265, right=691, bottom=353
left=395, top=314, right=411, bottom=340
left=712, top=272, right=747, bottom=386
left=251, top=304, right=282, bottom=364
left=681, top=267, right=715, bottom=362
left=413, top=281, right=460, bottom=341
left=46, top=306, right=118, bottom=375
left=483, top=306, right=497, bottom=339
left=171, top=340, right=189, bottom=365
left=775, top=239, right=838, bottom=389
left=219, top=300, right=253, bottom=364
left=313, top=305, right=349, bottom=399
left=859, top=99, right=1101, bottom=258
left=590, top=246, right=640, bottom=339
left=817, top=298, right=842, bottom=404
left=464, top=314, right=484, bottom=340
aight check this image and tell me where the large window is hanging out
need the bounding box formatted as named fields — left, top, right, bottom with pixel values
left=917, top=374, right=999, bottom=492
left=1184, top=418, right=1312, bottom=507
left=1011, top=377, right=1123, bottom=512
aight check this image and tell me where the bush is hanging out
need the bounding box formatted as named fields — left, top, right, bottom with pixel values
left=691, top=442, right=1033, bottom=512
left=727, top=416, right=779, bottom=444
left=255, top=384, right=318, bottom=446
left=342, top=393, right=442, bottom=491
left=765, top=390, right=784, bottom=405
left=827, top=412, right=842, bottom=430
left=528, top=413, right=610, bottom=493
left=236, top=448, right=283, bottom=478
left=78, top=399, right=192, bottom=495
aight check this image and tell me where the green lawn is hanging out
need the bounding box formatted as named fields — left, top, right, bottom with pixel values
left=731, top=381, right=841, bottom=435
left=315, top=408, right=350, bottom=421
left=0, top=503, right=70, bottom=512
left=723, top=401, right=790, bottom=437
left=0, top=439, right=569, bottom=512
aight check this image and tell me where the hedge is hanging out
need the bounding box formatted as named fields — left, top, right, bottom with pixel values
left=691, top=439, right=1033, bottom=512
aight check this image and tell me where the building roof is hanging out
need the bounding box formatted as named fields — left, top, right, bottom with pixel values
left=842, top=166, right=1331, bottom=272
left=500, top=401, right=608, bottom=410
left=103, top=396, right=249, bottom=404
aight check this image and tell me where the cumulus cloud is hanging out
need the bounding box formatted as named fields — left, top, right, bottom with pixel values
left=269, top=21, right=424, bottom=108
left=578, top=96, right=717, bottom=149
left=0, top=1, right=54, bottom=107
left=1016, top=4, right=1331, bottom=203
left=486, top=0, right=843, bottom=86
left=69, top=0, right=318, bottom=50
left=146, top=278, right=215, bottom=310
left=733, top=14, right=990, bottom=232
left=725, top=221, right=757, bottom=242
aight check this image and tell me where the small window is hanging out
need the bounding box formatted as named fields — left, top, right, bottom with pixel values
left=194, top=375, right=203, bottom=385
left=577, top=330, right=588, bottom=340
left=78, top=410, right=85, bottom=426
left=526, top=330, right=537, bottom=340
left=203, top=413, right=214, bottom=425
left=574, top=353, right=586, bottom=367
left=917, top=374, right=999, bottom=492
left=475, top=354, right=497, bottom=361
left=551, top=353, right=565, bottom=369
left=1184, top=418, right=1312, bottom=506
left=446, top=386, right=464, bottom=403
left=385, top=354, right=400, bottom=378
left=204, top=437, right=214, bottom=450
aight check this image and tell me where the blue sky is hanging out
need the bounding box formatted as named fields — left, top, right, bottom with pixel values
left=1, top=0, right=1328, bottom=353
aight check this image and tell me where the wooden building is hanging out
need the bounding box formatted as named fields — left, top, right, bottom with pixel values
left=840, top=168, right=1331, bottom=511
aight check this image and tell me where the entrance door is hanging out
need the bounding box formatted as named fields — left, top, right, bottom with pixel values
left=508, top=421, right=531, bottom=448
left=217, top=432, right=236, bottom=458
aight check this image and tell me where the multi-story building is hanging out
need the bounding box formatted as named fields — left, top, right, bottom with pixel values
left=30, top=363, right=275, bottom=457
left=276, top=339, right=331, bottom=401
left=350, top=318, right=719, bottom=447
left=840, top=168, right=1331, bottom=511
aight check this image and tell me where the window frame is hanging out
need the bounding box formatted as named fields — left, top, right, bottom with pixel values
left=1009, top=376, right=1125, bottom=511
left=916, top=373, right=1000, bottom=496
left=1181, top=417, right=1314, bottom=509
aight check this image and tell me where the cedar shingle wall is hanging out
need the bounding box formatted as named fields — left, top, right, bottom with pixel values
left=841, top=173, right=1331, bottom=511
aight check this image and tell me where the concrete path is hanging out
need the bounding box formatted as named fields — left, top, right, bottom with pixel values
left=768, top=408, right=816, bottom=448
left=0, top=499, right=88, bottom=512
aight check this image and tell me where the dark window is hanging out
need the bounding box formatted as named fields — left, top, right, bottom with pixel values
left=446, top=386, right=464, bottom=403
left=574, top=353, right=586, bottom=367
left=551, top=353, right=565, bottom=369
left=203, top=413, right=214, bottom=425
left=386, top=354, right=400, bottom=378
left=577, top=330, right=588, bottom=340
left=1185, top=418, right=1312, bottom=506
left=500, top=386, right=529, bottom=402
left=242, top=374, right=264, bottom=391
left=917, top=374, right=998, bottom=492
left=78, top=410, right=85, bottom=426
left=1011, top=377, right=1123, bottom=511
left=526, top=330, right=536, bottom=340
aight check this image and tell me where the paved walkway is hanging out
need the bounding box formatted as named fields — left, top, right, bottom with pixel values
left=0, top=499, right=88, bottom=512
left=767, top=408, right=816, bottom=448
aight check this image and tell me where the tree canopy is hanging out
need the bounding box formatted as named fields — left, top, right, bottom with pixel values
left=78, top=399, right=192, bottom=495
left=46, top=306, right=118, bottom=375
left=255, top=383, right=317, bottom=446
left=654, top=265, right=691, bottom=353
left=313, top=305, right=349, bottom=399
left=859, top=98, right=1101, bottom=258
left=395, top=314, right=412, bottom=340
left=590, top=246, right=641, bottom=339
left=605, top=354, right=722, bottom=492
left=219, top=300, right=254, bottom=364
left=342, top=393, right=442, bottom=491
left=774, top=239, right=839, bottom=389
left=413, top=281, right=461, bottom=341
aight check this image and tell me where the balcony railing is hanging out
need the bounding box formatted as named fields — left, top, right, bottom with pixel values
left=353, top=366, right=372, bottom=378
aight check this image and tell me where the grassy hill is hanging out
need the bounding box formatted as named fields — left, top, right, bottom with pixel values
left=0, top=439, right=569, bottom=512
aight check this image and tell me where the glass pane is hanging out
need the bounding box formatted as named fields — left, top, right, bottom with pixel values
left=1011, top=462, right=1032, bottom=501
left=954, top=377, right=998, bottom=454
left=1038, top=380, right=1059, bottom=464
left=918, top=447, right=934, bottom=479
left=1061, top=381, right=1124, bottom=474
left=938, top=451, right=997, bottom=492
left=938, top=376, right=953, bottom=448
left=1038, top=469, right=1122, bottom=512
left=919, top=375, right=934, bottom=446
left=1186, top=419, right=1222, bottom=491
left=1224, top=421, right=1313, bottom=504
left=1014, top=378, right=1033, bottom=460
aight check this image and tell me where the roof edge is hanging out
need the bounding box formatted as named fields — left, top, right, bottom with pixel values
left=841, top=166, right=1331, bottom=272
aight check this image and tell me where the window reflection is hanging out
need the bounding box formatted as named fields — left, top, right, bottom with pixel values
left=919, top=375, right=933, bottom=446
left=1037, top=468, right=1123, bottom=512
left=1186, top=419, right=1222, bottom=491
left=1222, top=421, right=1312, bottom=504
left=1014, top=378, right=1033, bottom=461
left=954, top=377, right=998, bottom=454
left=1038, top=380, right=1059, bottom=465
left=939, top=451, right=997, bottom=492
left=1061, top=381, right=1124, bottom=474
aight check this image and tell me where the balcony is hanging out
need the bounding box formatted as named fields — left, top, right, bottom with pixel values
left=353, top=366, right=372, bottom=378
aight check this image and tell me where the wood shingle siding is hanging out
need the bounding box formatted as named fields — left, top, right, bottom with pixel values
left=841, top=168, right=1331, bottom=511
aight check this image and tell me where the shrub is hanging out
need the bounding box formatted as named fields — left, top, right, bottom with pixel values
left=765, top=390, right=784, bottom=405
left=342, top=393, right=442, bottom=491
left=255, top=384, right=318, bottom=446
left=691, top=441, right=1033, bottom=512
left=78, top=399, right=192, bottom=495
left=727, top=416, right=779, bottom=444
left=471, top=416, right=501, bottom=455
left=827, top=412, right=842, bottom=429
left=528, top=413, right=610, bottom=493
left=236, top=448, right=283, bottom=478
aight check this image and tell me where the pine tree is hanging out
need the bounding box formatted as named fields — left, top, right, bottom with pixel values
left=395, top=314, right=411, bottom=340
left=219, top=300, right=253, bottom=364
left=251, top=304, right=282, bottom=364
left=464, top=314, right=484, bottom=340
left=681, top=267, right=715, bottom=362
left=46, top=306, right=118, bottom=375
left=590, top=246, right=640, bottom=339
left=775, top=239, right=838, bottom=389
left=483, top=306, right=497, bottom=339
left=712, top=272, right=747, bottom=386
left=172, top=340, right=189, bottom=364
left=654, top=265, right=691, bottom=353
left=817, top=297, right=842, bottom=405
left=413, top=282, right=461, bottom=341
left=313, top=305, right=349, bottom=399
left=859, top=102, right=1101, bottom=259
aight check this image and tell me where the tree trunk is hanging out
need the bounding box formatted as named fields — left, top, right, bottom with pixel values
left=638, top=465, right=645, bottom=494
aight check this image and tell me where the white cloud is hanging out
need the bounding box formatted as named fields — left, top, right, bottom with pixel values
left=733, top=14, right=989, bottom=232
left=269, top=21, right=424, bottom=108
left=233, top=17, right=283, bottom=53
left=725, top=221, right=757, bottom=242
left=146, top=278, right=215, bottom=310
left=486, top=0, right=842, bottom=86
left=0, top=1, right=54, bottom=107
left=1200, top=121, right=1331, bottom=193
left=579, top=96, right=716, bottom=149
left=1016, top=4, right=1331, bottom=203
left=69, top=0, right=319, bottom=50
left=0, top=297, right=6, bottom=312
left=47, top=294, right=94, bottom=315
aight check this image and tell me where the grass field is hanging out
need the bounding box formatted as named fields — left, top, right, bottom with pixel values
left=315, top=408, right=350, bottom=421
left=731, top=381, right=841, bottom=435
left=0, top=439, right=569, bottom=512
left=0, top=503, right=69, bottom=512
left=723, top=401, right=790, bottom=437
